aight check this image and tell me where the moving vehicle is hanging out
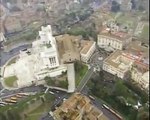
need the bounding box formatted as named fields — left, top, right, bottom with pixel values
left=102, top=104, right=123, bottom=120
left=11, top=97, right=17, bottom=100
left=49, top=91, right=55, bottom=95
left=89, top=95, right=95, bottom=100
left=16, top=94, right=23, bottom=98
left=18, top=93, right=28, bottom=96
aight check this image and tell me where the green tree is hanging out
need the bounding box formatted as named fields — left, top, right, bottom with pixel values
left=124, top=81, right=148, bottom=104
left=99, top=71, right=104, bottom=81
left=7, top=110, right=21, bottom=120
left=0, top=112, right=7, bottom=120
left=58, top=80, right=68, bottom=89
left=44, top=76, right=55, bottom=86
left=30, top=99, right=35, bottom=104
left=41, top=96, right=45, bottom=103
left=113, top=80, right=128, bottom=97
left=44, top=93, right=55, bottom=102
left=75, top=61, right=84, bottom=71
left=137, top=111, right=149, bottom=120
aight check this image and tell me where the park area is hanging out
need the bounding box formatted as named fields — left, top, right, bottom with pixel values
left=74, top=61, right=88, bottom=86
left=4, top=76, right=18, bottom=87
left=0, top=93, right=55, bottom=120
left=25, top=93, right=54, bottom=120
left=44, top=61, right=88, bottom=88
left=44, top=71, right=68, bottom=89
left=140, top=24, right=149, bottom=41
left=87, top=71, right=149, bottom=120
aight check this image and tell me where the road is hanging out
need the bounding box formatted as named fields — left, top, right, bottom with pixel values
left=40, top=89, right=70, bottom=120
left=0, top=44, right=31, bottom=67
left=92, top=98, right=121, bottom=120
left=0, top=85, right=45, bottom=99
left=76, top=67, right=94, bottom=92
left=41, top=84, right=122, bottom=120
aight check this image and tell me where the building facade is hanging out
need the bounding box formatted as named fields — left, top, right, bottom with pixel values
left=97, top=34, right=132, bottom=50
left=53, top=93, right=109, bottom=120
left=3, top=25, right=67, bottom=88
left=103, top=41, right=149, bottom=91
left=103, top=50, right=133, bottom=79
left=80, top=41, right=96, bottom=63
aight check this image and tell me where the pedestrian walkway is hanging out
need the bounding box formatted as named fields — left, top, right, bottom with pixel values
left=67, top=63, right=75, bottom=93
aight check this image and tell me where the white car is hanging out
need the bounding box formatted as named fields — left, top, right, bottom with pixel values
left=63, top=98, right=66, bottom=101
left=49, top=111, right=53, bottom=116
left=56, top=91, right=59, bottom=93
left=98, top=57, right=103, bottom=60
left=49, top=91, right=54, bottom=95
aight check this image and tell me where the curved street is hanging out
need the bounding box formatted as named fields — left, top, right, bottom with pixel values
left=0, top=44, right=31, bottom=67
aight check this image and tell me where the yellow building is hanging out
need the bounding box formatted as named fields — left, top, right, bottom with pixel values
left=53, top=93, right=109, bottom=120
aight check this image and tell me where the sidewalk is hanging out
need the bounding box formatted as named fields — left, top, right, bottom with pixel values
left=67, top=63, right=75, bottom=93
left=0, top=55, right=19, bottom=90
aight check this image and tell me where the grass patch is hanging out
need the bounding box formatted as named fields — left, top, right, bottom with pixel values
left=44, top=74, right=68, bottom=89
left=4, top=76, right=18, bottom=87
left=75, top=62, right=88, bottom=86
left=25, top=102, right=51, bottom=120
left=0, top=93, right=44, bottom=113
left=140, top=25, right=149, bottom=39
left=87, top=73, right=149, bottom=120
left=0, top=93, right=55, bottom=120
left=25, top=93, right=54, bottom=120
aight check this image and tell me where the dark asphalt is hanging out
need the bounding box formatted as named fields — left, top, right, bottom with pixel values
left=0, top=44, right=31, bottom=67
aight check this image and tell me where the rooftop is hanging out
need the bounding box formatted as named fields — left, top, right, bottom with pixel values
left=53, top=93, right=109, bottom=120
left=104, top=50, right=133, bottom=71
left=125, top=40, right=149, bottom=68
left=56, top=34, right=82, bottom=63
left=99, top=27, right=131, bottom=41
left=104, top=40, right=149, bottom=74
left=80, top=40, right=95, bottom=54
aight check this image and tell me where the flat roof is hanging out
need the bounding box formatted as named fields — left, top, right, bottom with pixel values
left=56, top=34, right=81, bottom=62
left=53, top=93, right=109, bottom=120
left=104, top=50, right=133, bottom=71
left=99, top=32, right=131, bottom=41
left=126, top=40, right=149, bottom=59
left=104, top=41, right=149, bottom=73
left=99, top=26, right=131, bottom=41
left=80, top=41, right=95, bottom=54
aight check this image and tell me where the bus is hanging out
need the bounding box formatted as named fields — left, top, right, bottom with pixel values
left=102, top=104, right=123, bottom=120
left=0, top=103, right=5, bottom=106
left=16, top=94, right=23, bottom=98
left=4, top=99, right=11, bottom=103
left=4, top=99, right=17, bottom=104
left=89, top=95, right=95, bottom=100
left=10, top=100, right=17, bottom=104
left=11, top=97, right=17, bottom=100
left=18, top=93, right=28, bottom=96
left=49, top=91, right=54, bottom=95
left=0, top=102, right=7, bottom=106
left=0, top=102, right=7, bottom=105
